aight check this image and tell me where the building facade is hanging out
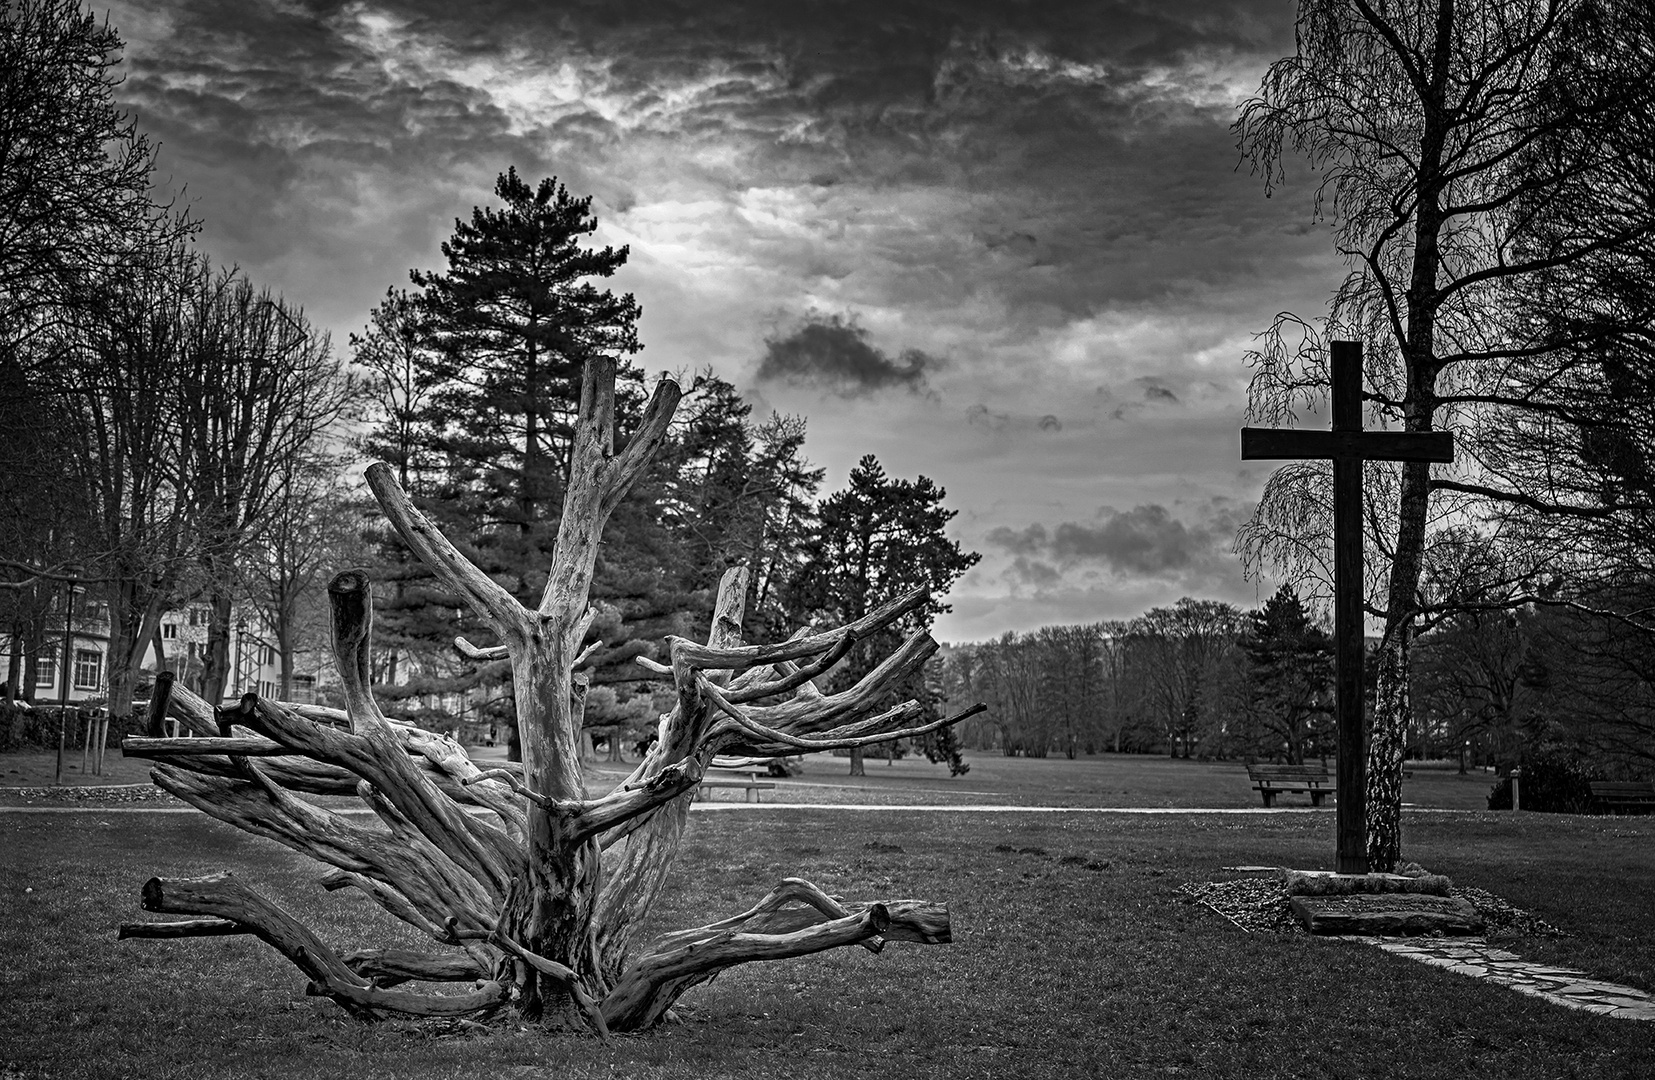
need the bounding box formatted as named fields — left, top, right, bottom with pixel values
left=4, top=596, right=315, bottom=709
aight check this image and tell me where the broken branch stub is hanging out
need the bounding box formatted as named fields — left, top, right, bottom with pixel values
left=121, top=357, right=974, bottom=1033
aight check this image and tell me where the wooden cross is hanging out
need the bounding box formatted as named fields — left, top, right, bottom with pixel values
left=1240, top=340, right=1453, bottom=873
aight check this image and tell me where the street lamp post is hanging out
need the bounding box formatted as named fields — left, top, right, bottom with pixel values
left=53, top=573, right=81, bottom=786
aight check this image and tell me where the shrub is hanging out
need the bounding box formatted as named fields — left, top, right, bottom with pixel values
left=0, top=704, right=140, bottom=752
left=1486, top=740, right=1597, bottom=813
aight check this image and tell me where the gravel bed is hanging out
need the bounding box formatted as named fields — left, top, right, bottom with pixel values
left=1, top=783, right=181, bottom=805
left=1178, top=874, right=1566, bottom=938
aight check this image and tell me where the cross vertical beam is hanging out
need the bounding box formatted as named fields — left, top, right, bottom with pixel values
left=1240, top=341, right=1452, bottom=874
left=1329, top=341, right=1367, bottom=874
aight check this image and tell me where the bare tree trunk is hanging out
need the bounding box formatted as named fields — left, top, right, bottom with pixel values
left=1367, top=631, right=1411, bottom=871
left=201, top=587, right=234, bottom=706
left=105, top=579, right=168, bottom=724
left=848, top=745, right=865, bottom=776
left=277, top=621, right=295, bottom=700
left=6, top=634, right=23, bottom=703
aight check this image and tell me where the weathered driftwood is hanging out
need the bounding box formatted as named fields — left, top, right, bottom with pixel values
left=120, top=356, right=976, bottom=1033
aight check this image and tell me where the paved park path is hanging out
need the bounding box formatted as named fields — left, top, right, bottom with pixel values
left=0, top=801, right=1335, bottom=814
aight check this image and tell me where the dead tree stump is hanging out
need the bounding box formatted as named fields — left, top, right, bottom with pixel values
left=120, top=356, right=980, bottom=1033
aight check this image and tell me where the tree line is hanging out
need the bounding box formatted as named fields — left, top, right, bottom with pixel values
left=941, top=589, right=1337, bottom=765
left=0, top=0, right=353, bottom=719
left=944, top=573, right=1655, bottom=783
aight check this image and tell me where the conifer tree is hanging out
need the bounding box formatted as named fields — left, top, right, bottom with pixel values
left=356, top=171, right=648, bottom=752
left=1240, top=585, right=1333, bottom=765
left=790, top=455, right=979, bottom=774
left=412, top=167, right=642, bottom=550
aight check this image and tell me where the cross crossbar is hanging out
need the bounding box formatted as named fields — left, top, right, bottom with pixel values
left=1241, top=428, right=1453, bottom=463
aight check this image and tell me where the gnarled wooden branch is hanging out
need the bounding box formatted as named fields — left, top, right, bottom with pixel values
left=319, top=869, right=449, bottom=942
left=152, top=764, right=496, bottom=932
left=604, top=891, right=912, bottom=1032
left=124, top=735, right=291, bottom=758
left=233, top=690, right=520, bottom=899
left=137, top=873, right=508, bottom=1020
left=455, top=636, right=509, bottom=661
left=144, top=671, right=175, bottom=738
left=118, top=918, right=253, bottom=940
left=366, top=464, right=529, bottom=642
left=344, top=948, right=490, bottom=987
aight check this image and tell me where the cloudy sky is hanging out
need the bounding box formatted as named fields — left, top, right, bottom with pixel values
left=103, top=0, right=1338, bottom=642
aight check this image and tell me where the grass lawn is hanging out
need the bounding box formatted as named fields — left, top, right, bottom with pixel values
left=515, top=748, right=1501, bottom=811
left=3, top=796, right=1653, bottom=1079
left=1, top=746, right=1502, bottom=810
left=0, top=749, right=158, bottom=789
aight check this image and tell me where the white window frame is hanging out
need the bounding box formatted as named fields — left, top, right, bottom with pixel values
left=73, top=649, right=102, bottom=691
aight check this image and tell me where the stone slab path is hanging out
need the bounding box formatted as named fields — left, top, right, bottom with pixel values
left=1359, top=937, right=1655, bottom=1021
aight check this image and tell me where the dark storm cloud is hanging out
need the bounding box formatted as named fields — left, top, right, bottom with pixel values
left=109, top=0, right=1317, bottom=339
left=966, top=405, right=1069, bottom=434
left=996, top=499, right=1249, bottom=581
left=985, top=523, right=1050, bottom=556
left=1006, top=556, right=1062, bottom=588
left=1139, top=377, right=1180, bottom=404
left=1053, top=506, right=1204, bottom=575
left=756, top=315, right=939, bottom=396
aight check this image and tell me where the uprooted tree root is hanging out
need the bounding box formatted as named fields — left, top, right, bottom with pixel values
left=118, top=356, right=979, bottom=1035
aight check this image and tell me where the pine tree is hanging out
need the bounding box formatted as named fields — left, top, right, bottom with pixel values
left=412, top=167, right=642, bottom=551
left=1240, top=585, right=1333, bottom=765
left=356, top=170, right=647, bottom=754
left=789, top=455, right=979, bottom=775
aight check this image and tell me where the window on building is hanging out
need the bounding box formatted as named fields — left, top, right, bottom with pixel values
left=161, top=623, right=178, bottom=640
left=261, top=645, right=275, bottom=666
left=34, top=656, right=55, bottom=687
left=259, top=680, right=276, bottom=699
left=189, top=608, right=206, bottom=627
left=74, top=649, right=101, bottom=690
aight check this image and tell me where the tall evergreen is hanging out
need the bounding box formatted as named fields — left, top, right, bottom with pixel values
left=413, top=167, right=642, bottom=554
left=1240, top=585, right=1333, bottom=765
left=354, top=170, right=647, bottom=753
left=789, top=455, right=979, bottom=774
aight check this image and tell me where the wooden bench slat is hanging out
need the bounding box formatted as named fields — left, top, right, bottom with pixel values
left=1245, top=764, right=1335, bottom=808
left=1588, top=780, right=1655, bottom=814
left=693, top=770, right=776, bottom=804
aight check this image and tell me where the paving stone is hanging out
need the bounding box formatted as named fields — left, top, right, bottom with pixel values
left=1290, top=893, right=1485, bottom=936
left=1356, top=936, right=1655, bottom=1022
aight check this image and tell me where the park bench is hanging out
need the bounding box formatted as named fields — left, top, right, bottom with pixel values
left=693, top=766, right=775, bottom=803
left=1589, top=780, right=1655, bottom=815
left=1246, top=763, right=1335, bottom=808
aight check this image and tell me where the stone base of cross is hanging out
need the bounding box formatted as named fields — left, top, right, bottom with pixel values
left=1241, top=341, right=1452, bottom=873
